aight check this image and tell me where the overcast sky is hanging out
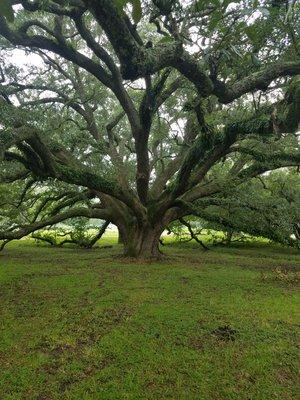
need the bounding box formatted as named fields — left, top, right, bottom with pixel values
left=9, top=49, right=42, bottom=67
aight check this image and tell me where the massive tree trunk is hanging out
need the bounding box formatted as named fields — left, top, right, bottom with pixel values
left=117, top=228, right=124, bottom=244
left=119, top=222, right=164, bottom=259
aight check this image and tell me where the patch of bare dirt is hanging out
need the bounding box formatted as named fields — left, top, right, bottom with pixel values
left=211, top=325, right=237, bottom=342
left=189, top=338, right=204, bottom=350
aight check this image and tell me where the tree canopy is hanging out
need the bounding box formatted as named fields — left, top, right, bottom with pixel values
left=0, top=0, right=299, bottom=257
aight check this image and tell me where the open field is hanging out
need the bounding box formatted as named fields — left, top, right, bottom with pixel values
left=0, top=239, right=299, bottom=400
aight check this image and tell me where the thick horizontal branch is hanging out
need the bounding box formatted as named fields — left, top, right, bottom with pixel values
left=0, top=206, right=112, bottom=241
left=180, top=200, right=299, bottom=248
left=214, top=61, right=300, bottom=103
left=180, top=151, right=300, bottom=204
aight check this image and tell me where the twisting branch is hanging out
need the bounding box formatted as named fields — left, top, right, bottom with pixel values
left=0, top=16, right=113, bottom=88
left=178, top=217, right=209, bottom=251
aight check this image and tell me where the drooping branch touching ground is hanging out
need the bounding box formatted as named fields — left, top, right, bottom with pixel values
left=178, top=218, right=209, bottom=251
left=32, top=219, right=110, bottom=249
left=0, top=207, right=112, bottom=242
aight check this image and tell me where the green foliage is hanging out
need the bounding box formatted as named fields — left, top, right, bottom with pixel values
left=0, top=0, right=299, bottom=255
left=282, top=77, right=300, bottom=132
left=66, top=218, right=100, bottom=248
left=32, top=219, right=107, bottom=249
left=193, top=169, right=300, bottom=249
left=32, top=228, right=65, bottom=247
left=114, top=0, right=142, bottom=23
left=0, top=0, right=14, bottom=22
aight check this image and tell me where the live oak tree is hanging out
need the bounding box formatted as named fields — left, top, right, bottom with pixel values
left=0, top=0, right=299, bottom=258
left=171, top=169, right=300, bottom=249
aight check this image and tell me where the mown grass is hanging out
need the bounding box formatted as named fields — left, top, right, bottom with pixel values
left=0, top=238, right=299, bottom=400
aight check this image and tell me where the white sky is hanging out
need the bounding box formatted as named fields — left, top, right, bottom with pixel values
left=7, top=1, right=263, bottom=67
left=8, top=49, right=43, bottom=67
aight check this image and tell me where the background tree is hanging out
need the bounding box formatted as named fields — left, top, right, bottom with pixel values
left=0, top=0, right=299, bottom=258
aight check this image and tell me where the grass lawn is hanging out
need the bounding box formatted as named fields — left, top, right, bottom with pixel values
left=0, top=238, right=299, bottom=400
